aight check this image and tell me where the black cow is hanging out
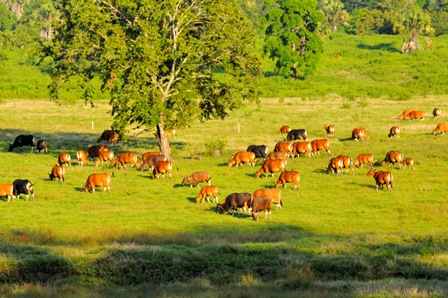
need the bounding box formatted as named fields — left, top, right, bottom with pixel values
left=97, top=130, right=120, bottom=144
left=36, top=139, right=48, bottom=153
left=216, top=192, right=252, bottom=216
left=8, top=135, right=37, bottom=152
left=285, top=129, right=308, bottom=141
left=12, top=179, right=34, bottom=201
left=246, top=145, right=269, bottom=159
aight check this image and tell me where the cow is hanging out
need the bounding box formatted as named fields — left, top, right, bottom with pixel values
left=274, top=171, right=300, bottom=190
left=12, top=179, right=34, bottom=201
left=366, top=168, right=394, bottom=191
left=249, top=196, right=271, bottom=221
left=76, top=150, right=89, bottom=166
left=49, top=165, right=66, bottom=182
left=0, top=183, right=16, bottom=202
left=136, top=151, right=163, bottom=169
left=228, top=151, right=256, bottom=167
left=8, top=135, right=37, bottom=152
left=58, top=152, right=71, bottom=166
left=252, top=188, right=282, bottom=209
left=397, top=109, right=413, bottom=120
left=152, top=160, right=173, bottom=179
left=311, top=139, right=331, bottom=155
left=87, top=145, right=108, bottom=158
left=266, top=151, right=288, bottom=162
left=195, top=185, right=219, bottom=204
left=246, top=145, right=269, bottom=160
left=94, top=150, right=115, bottom=167
left=216, top=192, right=252, bottom=215
left=291, top=141, right=312, bottom=158
left=381, top=151, right=404, bottom=169
left=403, top=158, right=415, bottom=170
left=182, top=171, right=211, bottom=187
left=433, top=123, right=448, bottom=135
left=255, top=159, right=286, bottom=178
left=97, top=129, right=120, bottom=144
left=84, top=172, right=111, bottom=193
left=398, top=110, right=424, bottom=120
left=352, top=127, right=370, bottom=142
left=353, top=153, right=374, bottom=168
left=433, top=108, right=441, bottom=118
left=278, top=125, right=291, bottom=135
left=326, top=156, right=344, bottom=175
left=36, top=139, right=48, bottom=153
left=138, top=154, right=166, bottom=172
left=110, top=152, right=138, bottom=169
left=389, top=126, right=400, bottom=138
left=336, top=155, right=354, bottom=174
left=285, top=129, right=308, bottom=141
left=324, top=124, right=335, bottom=137
left=274, top=141, right=293, bottom=157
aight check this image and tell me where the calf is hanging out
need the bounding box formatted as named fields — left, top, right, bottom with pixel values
left=49, top=165, right=66, bottom=182
left=278, top=125, right=291, bottom=135
left=228, top=151, right=256, bottom=167
left=94, top=150, right=115, bottom=167
left=110, top=152, right=138, bottom=169
left=152, top=160, right=172, bottom=179
left=275, top=171, right=300, bottom=190
left=285, top=129, right=308, bottom=141
left=366, top=168, right=394, bottom=191
left=182, top=171, right=211, bottom=187
left=58, top=152, right=72, bottom=166
left=97, top=129, right=120, bottom=144
left=249, top=196, right=271, bottom=221
left=274, top=141, right=293, bottom=157
left=76, top=150, right=89, bottom=166
left=139, top=154, right=166, bottom=172
left=381, top=151, right=403, bottom=169
left=255, top=159, right=285, bottom=178
left=216, top=192, right=252, bottom=215
left=389, top=126, right=400, bottom=138
left=311, top=139, right=331, bottom=155
left=291, top=141, right=312, bottom=157
left=84, top=172, right=111, bottom=193
left=433, top=108, right=441, bottom=118
left=324, top=124, right=335, bottom=137
left=196, top=185, right=219, bottom=204
left=327, top=156, right=344, bottom=175
left=353, top=153, right=374, bottom=168
left=12, top=179, right=34, bottom=201
left=87, top=145, right=108, bottom=158
left=433, top=123, right=448, bottom=135
left=9, top=135, right=37, bottom=152
left=246, top=145, right=268, bottom=159
left=352, top=127, right=370, bottom=142
left=403, top=158, right=415, bottom=170
left=252, top=188, right=282, bottom=209
left=0, top=183, right=15, bottom=202
left=36, top=139, right=48, bottom=153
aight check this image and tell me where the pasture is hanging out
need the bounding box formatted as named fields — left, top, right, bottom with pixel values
left=0, top=97, right=447, bottom=297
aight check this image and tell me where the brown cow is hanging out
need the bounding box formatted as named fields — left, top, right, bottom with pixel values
left=228, top=151, right=256, bottom=167
left=433, top=123, right=448, bottom=135
left=136, top=151, right=162, bottom=168
left=87, top=145, right=108, bottom=158
left=326, top=156, right=344, bottom=175
left=152, top=160, right=173, bottom=179
left=252, top=188, right=282, bottom=209
left=84, top=172, right=111, bottom=193
left=278, top=125, right=291, bottom=135
left=94, top=150, right=115, bottom=167
left=58, top=152, right=71, bottom=166
left=196, top=185, right=219, bottom=204
left=274, top=141, right=293, bottom=157
left=266, top=151, right=288, bottom=162
left=311, top=139, right=331, bottom=155
left=324, top=124, right=335, bottom=136
left=397, top=109, right=413, bottom=120
left=182, top=171, right=211, bottom=187
left=97, top=129, right=120, bottom=144
left=403, top=158, right=415, bottom=170
left=337, top=155, right=354, bottom=174
left=291, top=141, right=312, bottom=158
left=389, top=126, right=400, bottom=138
left=138, top=154, right=166, bottom=172
left=0, top=183, right=15, bottom=202
left=353, top=153, right=374, bottom=168
left=381, top=151, right=403, bottom=169
left=49, top=165, right=66, bottom=182
left=366, top=168, right=394, bottom=191
left=110, top=152, right=138, bottom=169
left=352, top=127, right=370, bottom=142
left=275, top=171, right=300, bottom=190
left=255, top=159, right=286, bottom=178
left=398, top=110, right=424, bottom=120
left=249, top=196, right=271, bottom=221
left=76, top=150, right=89, bottom=166
left=433, top=108, right=441, bottom=118
left=36, top=139, right=48, bottom=153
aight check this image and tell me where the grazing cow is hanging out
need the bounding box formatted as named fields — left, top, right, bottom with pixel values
left=274, top=141, right=293, bottom=157
left=398, top=110, right=424, bottom=120
left=182, top=171, right=211, bottom=187
left=354, top=153, right=374, bottom=168
left=87, top=145, right=108, bottom=158
left=8, top=135, right=37, bottom=152
left=252, top=188, right=282, bottom=209
left=255, top=159, right=286, bottom=178
left=249, top=196, right=271, bottom=221
left=139, top=154, right=166, bottom=172
left=403, top=158, right=415, bottom=170
left=352, top=127, right=370, bottom=142
left=152, top=160, right=173, bottom=179
left=246, top=145, right=269, bottom=160
left=266, top=151, right=288, bottom=162
left=12, top=179, right=34, bottom=201
left=49, top=165, right=66, bottom=182
left=278, top=125, right=291, bottom=135
left=324, top=124, right=335, bottom=137
left=275, top=171, right=301, bottom=190
left=397, top=109, right=413, bottom=120
left=84, top=172, right=111, bottom=193
left=136, top=151, right=163, bottom=169
left=58, top=152, right=72, bottom=166
left=216, top=192, right=252, bottom=215
left=433, top=123, right=448, bottom=135
left=36, top=139, right=48, bottom=153
left=94, top=150, right=115, bottom=167
left=110, top=152, right=138, bottom=169
left=76, top=150, right=89, bottom=166
left=97, top=129, right=120, bottom=144
left=389, top=126, right=400, bottom=138
left=291, top=141, right=312, bottom=158
left=228, top=151, right=256, bottom=167
left=285, top=129, right=308, bottom=141
left=196, top=185, right=219, bottom=204
left=0, top=183, right=15, bottom=202
left=311, top=139, right=331, bottom=155
left=326, top=157, right=344, bottom=175
left=366, top=168, right=394, bottom=191
left=381, top=151, right=404, bottom=169
left=336, top=155, right=354, bottom=174
left=433, top=108, right=441, bottom=118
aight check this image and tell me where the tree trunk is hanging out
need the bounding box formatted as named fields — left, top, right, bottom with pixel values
left=156, top=124, right=172, bottom=161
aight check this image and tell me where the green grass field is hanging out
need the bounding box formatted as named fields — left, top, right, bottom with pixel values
left=0, top=96, right=447, bottom=297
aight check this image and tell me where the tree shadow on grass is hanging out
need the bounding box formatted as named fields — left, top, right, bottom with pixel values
left=358, top=42, right=401, bottom=53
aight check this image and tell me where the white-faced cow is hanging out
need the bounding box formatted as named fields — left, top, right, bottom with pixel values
left=182, top=171, right=211, bottom=187
left=216, top=192, right=252, bottom=215
left=97, top=129, right=120, bottom=144
left=12, top=179, right=34, bottom=201
left=433, top=108, right=441, bottom=118
left=246, top=145, right=269, bottom=160
left=84, top=172, right=111, bottom=193
left=366, top=168, right=394, bottom=191
left=49, top=165, right=66, bottom=183
left=285, top=129, right=308, bottom=141
left=326, top=156, right=344, bottom=175
left=352, top=127, right=370, bottom=142
left=9, top=135, right=37, bottom=152
left=389, top=126, right=400, bottom=138
left=324, top=124, right=335, bottom=137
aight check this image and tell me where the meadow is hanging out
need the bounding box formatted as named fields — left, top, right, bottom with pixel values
left=0, top=95, right=447, bottom=297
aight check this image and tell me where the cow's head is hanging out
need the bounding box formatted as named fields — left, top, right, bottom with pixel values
left=252, top=212, right=260, bottom=221
left=8, top=144, right=14, bottom=152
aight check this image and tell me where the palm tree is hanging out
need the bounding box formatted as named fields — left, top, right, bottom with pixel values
left=319, top=0, right=349, bottom=33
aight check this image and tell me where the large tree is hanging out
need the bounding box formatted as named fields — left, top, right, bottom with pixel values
left=47, top=0, right=260, bottom=160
